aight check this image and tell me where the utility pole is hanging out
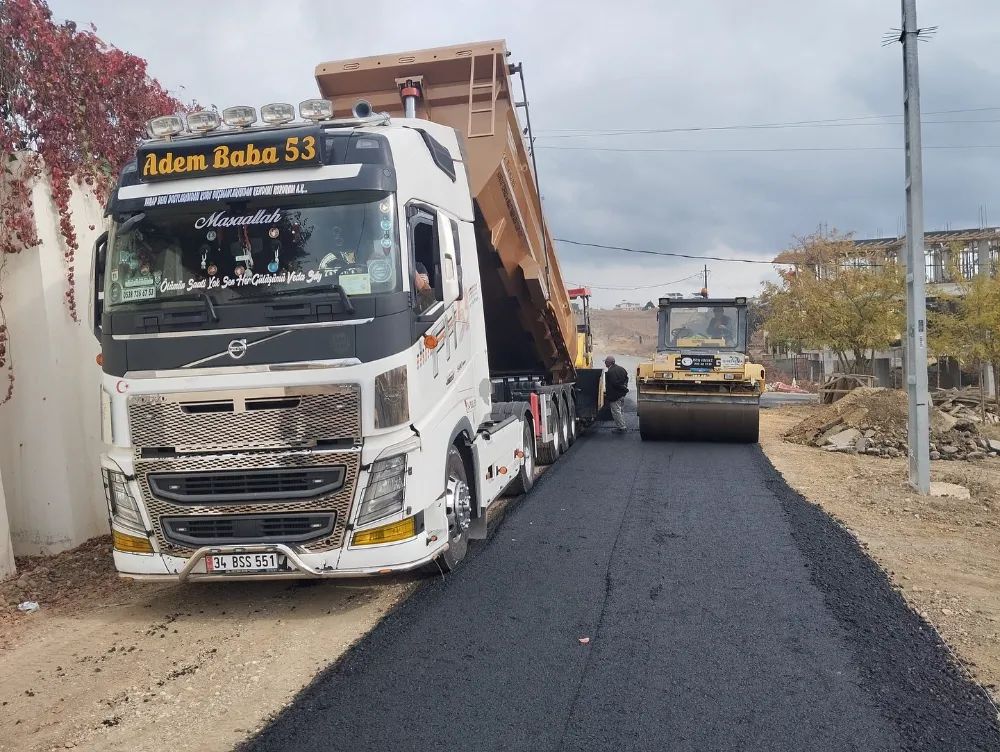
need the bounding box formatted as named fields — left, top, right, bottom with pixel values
left=900, top=0, right=931, bottom=494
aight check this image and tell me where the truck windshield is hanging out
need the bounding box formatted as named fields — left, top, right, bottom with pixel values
left=104, top=191, right=400, bottom=309
left=662, top=304, right=746, bottom=351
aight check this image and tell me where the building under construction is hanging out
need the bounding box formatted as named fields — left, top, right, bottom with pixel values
left=770, top=226, right=1000, bottom=391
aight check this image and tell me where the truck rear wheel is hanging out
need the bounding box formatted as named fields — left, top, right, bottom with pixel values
left=536, top=403, right=562, bottom=465
left=507, top=417, right=535, bottom=495
left=565, top=397, right=577, bottom=447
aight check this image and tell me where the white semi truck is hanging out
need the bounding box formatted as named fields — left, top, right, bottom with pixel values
left=89, top=41, right=603, bottom=581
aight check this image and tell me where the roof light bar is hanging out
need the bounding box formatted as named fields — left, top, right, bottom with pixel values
left=221, top=105, right=257, bottom=128
left=186, top=110, right=221, bottom=133
left=261, top=103, right=295, bottom=125
left=299, top=98, right=334, bottom=121
left=147, top=115, right=184, bottom=139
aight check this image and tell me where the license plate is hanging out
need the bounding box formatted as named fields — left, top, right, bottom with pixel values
left=205, top=553, right=279, bottom=573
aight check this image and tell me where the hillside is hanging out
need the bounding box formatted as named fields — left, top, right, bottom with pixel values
left=591, top=309, right=658, bottom=358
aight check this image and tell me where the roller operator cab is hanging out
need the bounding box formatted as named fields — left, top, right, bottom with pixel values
left=89, top=43, right=594, bottom=583
left=636, top=297, right=765, bottom=443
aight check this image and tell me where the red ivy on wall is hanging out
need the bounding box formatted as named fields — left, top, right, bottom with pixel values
left=0, top=0, right=189, bottom=403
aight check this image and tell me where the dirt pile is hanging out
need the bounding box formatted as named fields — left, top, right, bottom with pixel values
left=0, top=535, right=132, bottom=617
left=784, top=387, right=1000, bottom=461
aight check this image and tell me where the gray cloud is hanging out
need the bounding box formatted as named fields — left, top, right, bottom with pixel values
left=48, top=0, right=1000, bottom=305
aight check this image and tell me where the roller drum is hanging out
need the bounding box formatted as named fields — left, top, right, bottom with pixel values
left=637, top=392, right=760, bottom=443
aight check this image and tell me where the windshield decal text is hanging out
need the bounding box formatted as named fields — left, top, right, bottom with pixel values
left=158, top=270, right=333, bottom=293
left=142, top=183, right=308, bottom=208
left=193, top=208, right=282, bottom=229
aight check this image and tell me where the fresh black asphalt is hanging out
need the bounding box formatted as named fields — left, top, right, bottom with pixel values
left=244, top=399, right=1000, bottom=751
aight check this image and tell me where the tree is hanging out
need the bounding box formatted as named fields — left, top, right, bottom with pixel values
left=643, top=300, right=655, bottom=310
left=928, top=251, right=1000, bottom=419
left=1, top=0, right=188, bottom=402
left=762, top=229, right=905, bottom=374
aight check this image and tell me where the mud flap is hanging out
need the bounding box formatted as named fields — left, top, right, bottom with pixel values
left=467, top=511, right=488, bottom=540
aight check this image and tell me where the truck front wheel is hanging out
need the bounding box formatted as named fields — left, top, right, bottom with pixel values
left=433, top=444, right=472, bottom=573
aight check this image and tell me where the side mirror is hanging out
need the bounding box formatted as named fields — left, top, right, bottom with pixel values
left=91, top=230, right=108, bottom=341
left=417, top=302, right=444, bottom=325
left=436, top=210, right=460, bottom=306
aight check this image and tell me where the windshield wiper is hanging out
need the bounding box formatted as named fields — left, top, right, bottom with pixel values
left=116, top=212, right=146, bottom=235
left=126, top=291, right=220, bottom=323
left=264, top=284, right=356, bottom=314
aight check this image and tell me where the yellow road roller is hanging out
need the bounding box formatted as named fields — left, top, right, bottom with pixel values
left=637, top=296, right=766, bottom=443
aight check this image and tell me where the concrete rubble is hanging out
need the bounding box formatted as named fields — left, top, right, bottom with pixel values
left=787, top=386, right=1000, bottom=462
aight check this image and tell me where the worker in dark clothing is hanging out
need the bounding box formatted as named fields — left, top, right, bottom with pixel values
left=706, top=307, right=732, bottom=339
left=604, top=355, right=629, bottom=434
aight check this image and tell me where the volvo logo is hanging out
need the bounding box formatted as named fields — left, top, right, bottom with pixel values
left=227, top=339, right=248, bottom=360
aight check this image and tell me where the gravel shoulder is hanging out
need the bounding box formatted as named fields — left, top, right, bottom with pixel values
left=760, top=405, right=1000, bottom=707
left=0, top=480, right=538, bottom=752
left=0, top=556, right=416, bottom=752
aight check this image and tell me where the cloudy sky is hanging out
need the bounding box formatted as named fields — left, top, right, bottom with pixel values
left=49, top=0, right=1000, bottom=307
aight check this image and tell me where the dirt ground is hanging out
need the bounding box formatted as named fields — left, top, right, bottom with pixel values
left=761, top=405, right=1000, bottom=703
left=0, top=487, right=533, bottom=752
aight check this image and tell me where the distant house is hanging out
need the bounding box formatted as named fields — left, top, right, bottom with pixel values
left=614, top=300, right=641, bottom=311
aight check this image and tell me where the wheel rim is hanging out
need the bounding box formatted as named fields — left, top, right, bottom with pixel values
left=446, top=475, right=472, bottom=536
left=568, top=405, right=577, bottom=441
left=562, top=407, right=570, bottom=447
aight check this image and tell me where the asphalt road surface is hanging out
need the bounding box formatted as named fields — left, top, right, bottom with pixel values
left=245, top=386, right=999, bottom=751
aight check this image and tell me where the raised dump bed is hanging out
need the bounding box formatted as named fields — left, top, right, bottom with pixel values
left=315, top=40, right=577, bottom=383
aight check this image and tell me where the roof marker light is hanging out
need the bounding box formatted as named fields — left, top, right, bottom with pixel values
left=147, top=115, right=184, bottom=139
left=186, top=110, right=221, bottom=133
left=261, top=103, right=295, bottom=125
left=299, top=99, right=334, bottom=121
left=221, top=106, right=257, bottom=127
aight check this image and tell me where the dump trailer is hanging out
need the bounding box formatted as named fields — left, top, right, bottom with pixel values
left=636, top=296, right=765, bottom=442
left=89, top=39, right=597, bottom=582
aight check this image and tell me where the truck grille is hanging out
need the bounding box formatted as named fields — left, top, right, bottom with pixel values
left=126, top=385, right=361, bottom=451
left=135, top=449, right=360, bottom=556
left=161, top=513, right=335, bottom=547
left=148, top=467, right=345, bottom=503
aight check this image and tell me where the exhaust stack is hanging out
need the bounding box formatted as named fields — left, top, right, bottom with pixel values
left=399, top=79, right=422, bottom=118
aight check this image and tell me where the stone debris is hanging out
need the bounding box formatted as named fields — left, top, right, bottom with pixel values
left=929, top=482, right=971, bottom=500
left=785, top=386, right=1000, bottom=462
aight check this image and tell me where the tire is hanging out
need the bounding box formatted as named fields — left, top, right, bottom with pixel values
left=508, top=417, right=536, bottom=494
left=425, top=444, right=472, bottom=573
left=536, top=401, right=562, bottom=465
left=564, top=396, right=577, bottom=447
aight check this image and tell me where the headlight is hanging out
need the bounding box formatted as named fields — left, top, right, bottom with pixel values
left=103, top=469, right=145, bottom=534
left=357, top=455, right=406, bottom=526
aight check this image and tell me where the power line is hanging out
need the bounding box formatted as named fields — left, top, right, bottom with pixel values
left=567, top=272, right=703, bottom=291
left=537, top=144, right=1000, bottom=153
left=533, top=107, right=1000, bottom=137
left=537, top=119, right=1000, bottom=139
left=555, top=238, right=786, bottom=265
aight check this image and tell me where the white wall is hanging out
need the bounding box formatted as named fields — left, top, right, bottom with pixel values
left=0, top=466, right=14, bottom=578
left=0, top=161, right=107, bottom=556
